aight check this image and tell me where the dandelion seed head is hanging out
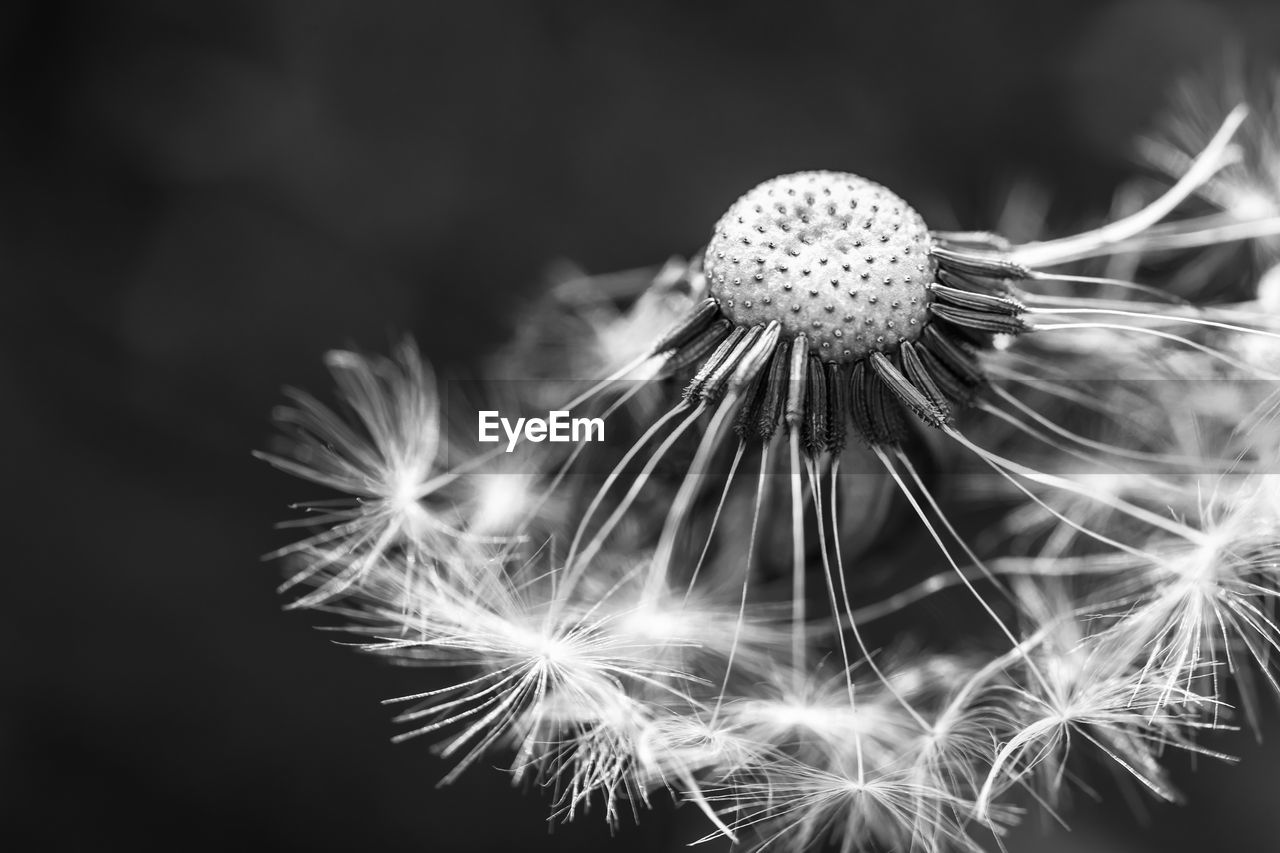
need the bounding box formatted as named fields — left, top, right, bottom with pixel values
left=1225, top=184, right=1278, bottom=220
left=724, top=668, right=916, bottom=768
left=255, top=340, right=474, bottom=603
left=636, top=713, right=763, bottom=783
left=573, top=565, right=788, bottom=675
left=1099, top=477, right=1280, bottom=712
left=746, top=699, right=843, bottom=732
left=587, top=279, right=698, bottom=369
left=1258, top=262, right=1280, bottom=311
left=1145, top=57, right=1280, bottom=229
left=705, top=171, right=934, bottom=361
left=466, top=472, right=537, bottom=537
left=1172, top=531, right=1232, bottom=587
left=707, top=758, right=981, bottom=853
left=494, top=258, right=696, bottom=391
left=615, top=604, right=682, bottom=642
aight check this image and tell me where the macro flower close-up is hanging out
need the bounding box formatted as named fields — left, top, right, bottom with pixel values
left=12, top=2, right=1280, bottom=852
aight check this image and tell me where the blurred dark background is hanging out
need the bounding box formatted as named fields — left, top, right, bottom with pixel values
left=5, top=1, right=1280, bottom=850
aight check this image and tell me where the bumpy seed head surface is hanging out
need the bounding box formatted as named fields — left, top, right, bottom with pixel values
left=705, top=171, right=935, bottom=363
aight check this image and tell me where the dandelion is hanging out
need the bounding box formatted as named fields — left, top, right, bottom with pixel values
left=724, top=665, right=919, bottom=771
left=1142, top=53, right=1280, bottom=244
left=257, top=85, right=1280, bottom=851
left=505, top=257, right=696, bottom=382
left=706, top=756, right=988, bottom=853
left=577, top=117, right=1257, bottom=529
left=256, top=341, right=481, bottom=605
left=351, top=552, right=701, bottom=785
left=975, top=579, right=1231, bottom=820
left=1103, top=476, right=1280, bottom=717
